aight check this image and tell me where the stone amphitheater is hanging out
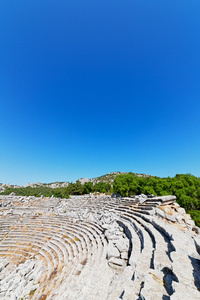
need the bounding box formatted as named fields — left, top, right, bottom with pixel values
left=0, top=193, right=200, bottom=300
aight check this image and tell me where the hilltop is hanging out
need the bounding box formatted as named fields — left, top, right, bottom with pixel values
left=0, top=171, right=151, bottom=191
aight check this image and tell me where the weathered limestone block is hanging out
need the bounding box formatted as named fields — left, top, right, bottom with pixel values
left=171, top=282, right=200, bottom=300
left=138, top=194, right=148, bottom=204
left=108, top=257, right=126, bottom=269
left=120, top=251, right=128, bottom=260
left=150, top=195, right=176, bottom=204
left=107, top=242, right=120, bottom=259
left=156, top=208, right=165, bottom=218
left=185, top=219, right=195, bottom=227
left=175, top=214, right=184, bottom=224
left=176, top=207, right=186, bottom=215
left=164, top=213, right=176, bottom=222
left=193, top=236, right=200, bottom=254
left=105, top=232, right=119, bottom=241
left=102, top=223, right=110, bottom=230
left=115, top=235, right=129, bottom=253
left=173, top=202, right=180, bottom=209
left=140, top=270, right=165, bottom=300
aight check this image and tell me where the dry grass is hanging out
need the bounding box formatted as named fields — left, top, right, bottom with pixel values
left=171, top=222, right=186, bottom=232
left=21, top=225, right=28, bottom=232
left=158, top=205, right=174, bottom=215
left=19, top=257, right=26, bottom=264
left=81, top=258, right=87, bottom=265
left=58, top=263, right=64, bottom=273
left=149, top=272, right=164, bottom=285
left=76, top=270, right=81, bottom=275
left=62, top=234, right=68, bottom=239
left=43, top=273, right=48, bottom=283
left=38, top=295, right=47, bottom=300
left=29, top=289, right=36, bottom=296
left=49, top=268, right=57, bottom=280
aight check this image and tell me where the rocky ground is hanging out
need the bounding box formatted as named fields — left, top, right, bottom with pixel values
left=0, top=193, right=200, bottom=299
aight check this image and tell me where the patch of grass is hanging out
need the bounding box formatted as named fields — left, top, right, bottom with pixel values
left=29, top=289, right=36, bottom=296
left=76, top=270, right=81, bottom=275
left=49, top=268, right=57, bottom=280
left=38, top=295, right=47, bottom=300
left=19, top=257, right=26, bottom=264
left=62, top=234, right=68, bottom=239
left=81, top=258, right=87, bottom=265
left=188, top=210, right=200, bottom=227
left=58, top=263, right=64, bottom=273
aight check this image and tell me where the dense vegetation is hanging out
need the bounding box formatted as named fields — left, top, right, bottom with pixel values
left=0, top=186, right=67, bottom=198
left=113, top=173, right=200, bottom=208
left=113, top=173, right=200, bottom=226
left=0, top=181, right=111, bottom=199
left=1, top=173, right=200, bottom=226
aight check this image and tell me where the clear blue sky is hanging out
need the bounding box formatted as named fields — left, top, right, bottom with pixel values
left=0, top=1, right=200, bottom=185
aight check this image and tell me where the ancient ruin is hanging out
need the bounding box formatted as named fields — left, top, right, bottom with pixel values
left=0, top=193, right=200, bottom=299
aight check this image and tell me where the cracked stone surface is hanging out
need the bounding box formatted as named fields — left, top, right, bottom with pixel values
left=0, top=194, right=200, bottom=299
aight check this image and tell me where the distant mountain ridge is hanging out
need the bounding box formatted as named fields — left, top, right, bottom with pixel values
left=0, top=171, right=151, bottom=192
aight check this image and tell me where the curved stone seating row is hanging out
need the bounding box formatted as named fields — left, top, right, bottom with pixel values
left=0, top=213, right=107, bottom=299
left=119, top=214, right=154, bottom=274
left=110, top=202, right=174, bottom=269
left=93, top=198, right=197, bottom=299
left=34, top=216, right=104, bottom=261
left=0, top=218, right=101, bottom=268
left=111, top=203, right=199, bottom=299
